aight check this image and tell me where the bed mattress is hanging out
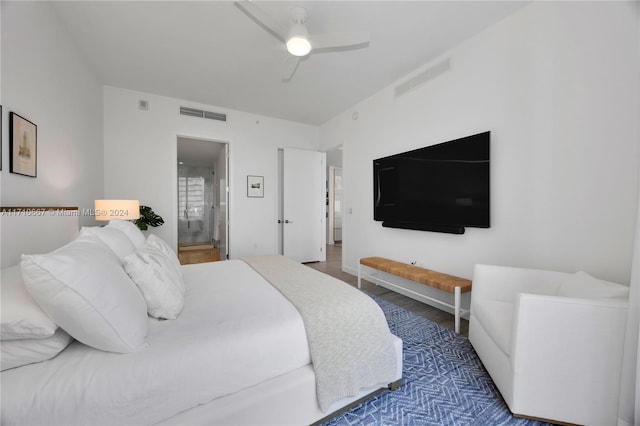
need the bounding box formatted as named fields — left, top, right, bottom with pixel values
left=1, top=260, right=311, bottom=425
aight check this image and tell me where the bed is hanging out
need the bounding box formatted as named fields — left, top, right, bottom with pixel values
left=0, top=207, right=402, bottom=425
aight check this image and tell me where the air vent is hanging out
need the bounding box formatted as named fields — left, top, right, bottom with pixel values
left=394, top=58, right=451, bottom=97
left=180, top=106, right=227, bottom=122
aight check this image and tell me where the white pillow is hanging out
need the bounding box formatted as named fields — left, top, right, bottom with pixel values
left=1, top=265, right=58, bottom=340
left=108, top=219, right=146, bottom=249
left=124, top=245, right=185, bottom=320
left=557, top=271, right=629, bottom=299
left=21, top=235, right=148, bottom=353
left=1, top=328, right=73, bottom=371
left=79, top=226, right=136, bottom=261
left=146, top=234, right=182, bottom=275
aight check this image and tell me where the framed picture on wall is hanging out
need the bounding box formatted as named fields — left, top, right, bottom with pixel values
left=247, top=175, right=264, bottom=198
left=9, top=112, right=37, bottom=178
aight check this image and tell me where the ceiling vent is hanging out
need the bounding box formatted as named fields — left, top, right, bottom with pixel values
left=394, top=58, right=451, bottom=98
left=180, top=106, right=227, bottom=122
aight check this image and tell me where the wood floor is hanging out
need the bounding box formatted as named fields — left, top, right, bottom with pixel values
left=178, top=243, right=221, bottom=265
left=306, top=243, right=469, bottom=337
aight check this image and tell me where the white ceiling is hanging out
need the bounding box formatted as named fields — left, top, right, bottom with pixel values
left=50, top=1, right=529, bottom=125
left=177, top=137, right=225, bottom=168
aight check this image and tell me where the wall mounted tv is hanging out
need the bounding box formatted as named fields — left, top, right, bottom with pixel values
left=373, top=131, right=490, bottom=234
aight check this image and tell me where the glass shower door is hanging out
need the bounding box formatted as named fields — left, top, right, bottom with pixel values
left=178, top=170, right=212, bottom=245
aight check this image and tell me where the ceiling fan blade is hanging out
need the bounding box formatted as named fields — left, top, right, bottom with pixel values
left=234, top=0, right=288, bottom=43
left=281, top=56, right=302, bottom=83
left=309, top=31, right=370, bottom=53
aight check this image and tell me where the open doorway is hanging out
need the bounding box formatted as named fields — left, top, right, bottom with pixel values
left=326, top=146, right=343, bottom=245
left=177, top=137, right=229, bottom=264
left=329, top=166, right=343, bottom=244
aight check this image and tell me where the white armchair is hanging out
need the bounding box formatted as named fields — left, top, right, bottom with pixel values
left=469, top=264, right=629, bottom=425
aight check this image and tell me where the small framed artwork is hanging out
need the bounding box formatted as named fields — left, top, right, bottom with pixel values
left=9, top=112, right=37, bottom=178
left=247, top=175, right=264, bottom=198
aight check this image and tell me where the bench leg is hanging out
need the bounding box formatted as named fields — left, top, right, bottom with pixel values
left=454, top=286, right=461, bottom=334
left=357, top=261, right=362, bottom=289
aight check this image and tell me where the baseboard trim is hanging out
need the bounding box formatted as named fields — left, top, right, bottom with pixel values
left=343, top=264, right=358, bottom=276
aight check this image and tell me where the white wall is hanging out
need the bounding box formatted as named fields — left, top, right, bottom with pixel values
left=1, top=1, right=103, bottom=226
left=321, top=1, right=639, bottom=284
left=1, top=3, right=4, bottom=209
left=103, top=86, right=319, bottom=258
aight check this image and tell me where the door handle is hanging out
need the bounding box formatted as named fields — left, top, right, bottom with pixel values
left=284, top=220, right=294, bottom=224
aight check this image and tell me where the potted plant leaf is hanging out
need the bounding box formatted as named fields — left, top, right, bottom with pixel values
left=135, top=205, right=164, bottom=231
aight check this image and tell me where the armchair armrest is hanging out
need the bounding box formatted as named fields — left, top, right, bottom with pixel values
left=509, top=293, right=628, bottom=423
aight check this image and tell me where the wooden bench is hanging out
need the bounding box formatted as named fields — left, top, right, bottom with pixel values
left=358, top=256, right=472, bottom=333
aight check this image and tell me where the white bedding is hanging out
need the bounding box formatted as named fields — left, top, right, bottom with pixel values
left=1, top=260, right=310, bottom=425
left=244, top=255, right=399, bottom=412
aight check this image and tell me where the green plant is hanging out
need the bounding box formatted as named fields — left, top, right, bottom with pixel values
left=135, top=205, right=164, bottom=231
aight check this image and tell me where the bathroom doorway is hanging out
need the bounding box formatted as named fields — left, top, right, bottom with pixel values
left=176, top=137, right=229, bottom=263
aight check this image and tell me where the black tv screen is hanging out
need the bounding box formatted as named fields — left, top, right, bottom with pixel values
left=373, top=131, right=490, bottom=234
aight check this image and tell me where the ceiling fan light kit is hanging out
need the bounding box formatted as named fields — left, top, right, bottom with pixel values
left=287, top=36, right=311, bottom=57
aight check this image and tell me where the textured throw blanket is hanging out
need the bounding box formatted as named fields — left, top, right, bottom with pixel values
left=242, top=255, right=398, bottom=412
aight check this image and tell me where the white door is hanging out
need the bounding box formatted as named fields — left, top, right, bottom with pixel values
left=282, top=148, right=326, bottom=263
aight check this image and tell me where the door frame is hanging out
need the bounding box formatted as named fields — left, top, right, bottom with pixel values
left=175, top=135, right=230, bottom=260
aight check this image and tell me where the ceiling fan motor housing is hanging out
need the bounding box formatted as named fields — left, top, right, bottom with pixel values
left=287, top=7, right=311, bottom=56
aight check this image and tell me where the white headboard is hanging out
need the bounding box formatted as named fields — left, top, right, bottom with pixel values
left=1, top=207, right=80, bottom=268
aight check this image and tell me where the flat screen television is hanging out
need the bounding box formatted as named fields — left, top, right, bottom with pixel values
left=373, top=131, right=490, bottom=234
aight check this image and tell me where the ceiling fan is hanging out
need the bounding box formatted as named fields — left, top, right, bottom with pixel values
left=234, top=1, right=370, bottom=82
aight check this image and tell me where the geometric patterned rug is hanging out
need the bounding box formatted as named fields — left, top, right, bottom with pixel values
left=322, top=293, right=551, bottom=426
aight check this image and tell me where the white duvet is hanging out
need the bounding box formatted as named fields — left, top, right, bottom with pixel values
left=0, top=260, right=311, bottom=425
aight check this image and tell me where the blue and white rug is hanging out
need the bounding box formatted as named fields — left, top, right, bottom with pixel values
left=322, top=294, right=551, bottom=426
